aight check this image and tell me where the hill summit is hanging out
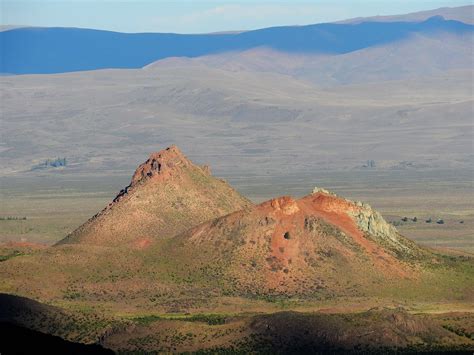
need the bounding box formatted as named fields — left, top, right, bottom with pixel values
left=58, top=145, right=252, bottom=247
left=156, top=187, right=423, bottom=296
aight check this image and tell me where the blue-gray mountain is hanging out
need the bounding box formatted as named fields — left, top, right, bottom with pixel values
left=1, top=16, right=472, bottom=75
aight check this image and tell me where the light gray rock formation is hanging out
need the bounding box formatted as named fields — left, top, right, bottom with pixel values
left=311, top=186, right=414, bottom=255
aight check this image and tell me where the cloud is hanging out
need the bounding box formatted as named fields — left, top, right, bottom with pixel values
left=151, top=3, right=346, bottom=33
left=146, top=0, right=472, bottom=33
left=185, top=4, right=330, bottom=22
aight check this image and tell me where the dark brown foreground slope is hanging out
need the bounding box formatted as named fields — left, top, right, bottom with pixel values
left=0, top=293, right=116, bottom=354
left=1, top=293, right=473, bottom=354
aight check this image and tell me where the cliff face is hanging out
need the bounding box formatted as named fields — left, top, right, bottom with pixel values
left=350, top=201, right=411, bottom=253
left=312, top=187, right=416, bottom=256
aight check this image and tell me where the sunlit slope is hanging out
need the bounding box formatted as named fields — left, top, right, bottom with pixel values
left=58, top=145, right=252, bottom=247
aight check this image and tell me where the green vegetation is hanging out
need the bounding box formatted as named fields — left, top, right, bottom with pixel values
left=442, top=324, right=474, bottom=340
left=131, top=313, right=231, bottom=325
left=0, top=250, right=24, bottom=262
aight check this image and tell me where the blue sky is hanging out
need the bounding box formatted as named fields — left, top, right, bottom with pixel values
left=2, top=0, right=471, bottom=33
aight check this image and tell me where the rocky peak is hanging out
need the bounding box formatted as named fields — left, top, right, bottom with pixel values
left=110, top=145, right=193, bottom=205
left=130, top=145, right=191, bottom=186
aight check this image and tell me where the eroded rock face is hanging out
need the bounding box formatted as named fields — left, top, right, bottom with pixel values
left=311, top=187, right=411, bottom=254
left=352, top=203, right=395, bottom=238
left=269, top=196, right=300, bottom=215
left=349, top=202, right=407, bottom=250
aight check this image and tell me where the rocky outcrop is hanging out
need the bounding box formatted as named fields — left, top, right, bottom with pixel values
left=312, top=186, right=335, bottom=196
left=131, top=145, right=191, bottom=186
left=349, top=201, right=411, bottom=253
left=110, top=146, right=193, bottom=205
left=311, top=187, right=413, bottom=255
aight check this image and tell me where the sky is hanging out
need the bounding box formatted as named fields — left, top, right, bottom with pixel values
left=1, top=0, right=472, bottom=33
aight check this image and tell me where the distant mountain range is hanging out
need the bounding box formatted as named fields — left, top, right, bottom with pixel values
left=1, top=9, right=472, bottom=75
left=0, top=6, right=472, bottom=177
left=339, top=5, right=474, bottom=24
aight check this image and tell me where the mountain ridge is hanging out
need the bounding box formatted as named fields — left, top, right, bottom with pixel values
left=1, top=15, right=472, bottom=74
left=340, top=5, right=474, bottom=25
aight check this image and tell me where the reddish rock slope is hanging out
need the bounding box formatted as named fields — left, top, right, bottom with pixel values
left=165, top=189, right=423, bottom=296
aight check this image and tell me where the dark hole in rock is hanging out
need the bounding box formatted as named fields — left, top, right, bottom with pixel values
left=283, top=232, right=291, bottom=240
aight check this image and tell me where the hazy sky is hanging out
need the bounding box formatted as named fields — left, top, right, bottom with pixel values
left=2, top=0, right=471, bottom=33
